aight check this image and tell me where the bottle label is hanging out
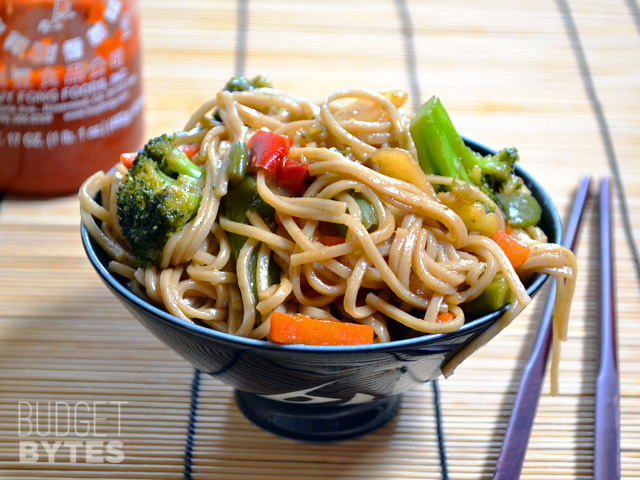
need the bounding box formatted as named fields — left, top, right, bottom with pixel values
left=0, top=0, right=143, bottom=153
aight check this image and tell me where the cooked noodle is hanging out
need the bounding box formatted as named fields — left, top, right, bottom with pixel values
left=79, top=85, right=576, bottom=392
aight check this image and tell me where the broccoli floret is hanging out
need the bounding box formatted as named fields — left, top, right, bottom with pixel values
left=139, top=134, right=204, bottom=180
left=117, top=134, right=205, bottom=266
left=224, top=74, right=272, bottom=92
left=212, top=75, right=274, bottom=122
left=410, top=95, right=542, bottom=228
left=467, top=146, right=519, bottom=195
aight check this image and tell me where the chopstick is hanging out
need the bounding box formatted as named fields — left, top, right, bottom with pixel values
left=492, top=176, right=591, bottom=480
left=594, top=178, right=620, bottom=479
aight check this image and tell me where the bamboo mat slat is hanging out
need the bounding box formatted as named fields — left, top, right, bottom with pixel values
left=2, top=0, right=640, bottom=478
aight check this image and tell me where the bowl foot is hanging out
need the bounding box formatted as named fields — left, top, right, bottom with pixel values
left=235, top=390, right=402, bottom=442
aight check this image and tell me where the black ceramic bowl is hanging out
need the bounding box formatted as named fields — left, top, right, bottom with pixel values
left=81, top=138, right=560, bottom=442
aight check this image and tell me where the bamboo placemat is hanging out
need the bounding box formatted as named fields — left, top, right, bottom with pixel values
left=2, top=0, right=640, bottom=478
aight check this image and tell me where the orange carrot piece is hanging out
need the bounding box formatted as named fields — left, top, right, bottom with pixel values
left=120, top=152, right=137, bottom=169
left=178, top=143, right=200, bottom=159
left=269, top=312, right=374, bottom=346
left=436, top=312, right=455, bottom=323
left=504, top=223, right=513, bottom=235
left=491, top=230, right=531, bottom=268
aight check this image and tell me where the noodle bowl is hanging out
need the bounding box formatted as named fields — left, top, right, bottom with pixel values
left=79, top=83, right=576, bottom=395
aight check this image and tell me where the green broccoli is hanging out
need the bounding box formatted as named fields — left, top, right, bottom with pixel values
left=466, top=146, right=519, bottom=195
left=211, top=75, right=274, bottom=123
left=224, top=74, right=272, bottom=92
left=117, top=134, right=205, bottom=266
left=409, top=95, right=541, bottom=228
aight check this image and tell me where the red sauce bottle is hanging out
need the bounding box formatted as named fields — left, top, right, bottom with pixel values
left=0, top=0, right=144, bottom=196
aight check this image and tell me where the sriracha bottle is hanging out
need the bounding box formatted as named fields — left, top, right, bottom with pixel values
left=0, top=0, right=144, bottom=195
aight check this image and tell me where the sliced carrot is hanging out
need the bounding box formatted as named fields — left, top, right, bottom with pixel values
left=504, top=222, right=513, bottom=235
left=269, top=312, right=374, bottom=346
left=436, top=312, right=455, bottom=323
left=491, top=230, right=530, bottom=268
left=317, top=234, right=345, bottom=246
left=178, top=143, right=201, bottom=160
left=120, top=152, right=137, bottom=169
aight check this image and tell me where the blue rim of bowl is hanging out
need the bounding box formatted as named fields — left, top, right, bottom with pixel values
left=81, top=137, right=560, bottom=355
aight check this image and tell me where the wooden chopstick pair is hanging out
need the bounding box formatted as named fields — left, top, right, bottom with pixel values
left=492, top=177, right=620, bottom=480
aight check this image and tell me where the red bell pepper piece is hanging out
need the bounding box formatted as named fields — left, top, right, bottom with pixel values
left=317, top=234, right=345, bottom=246
left=278, top=157, right=309, bottom=194
left=248, top=130, right=292, bottom=177
left=247, top=130, right=308, bottom=194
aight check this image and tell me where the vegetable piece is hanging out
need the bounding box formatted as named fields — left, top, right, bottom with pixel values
left=224, top=74, right=272, bottom=92
left=466, top=147, right=519, bottom=196
left=278, top=157, right=309, bottom=194
left=244, top=248, right=280, bottom=305
left=223, top=174, right=275, bottom=257
left=120, top=152, right=137, bottom=169
left=460, top=228, right=530, bottom=314
left=352, top=192, right=378, bottom=230
left=368, top=147, right=432, bottom=193
left=438, top=185, right=502, bottom=237
left=145, top=135, right=204, bottom=181
left=269, top=312, right=374, bottom=346
left=117, top=134, right=205, bottom=266
left=223, top=174, right=280, bottom=311
left=381, top=90, right=408, bottom=108
left=247, top=130, right=309, bottom=194
left=409, top=96, right=473, bottom=182
left=248, top=75, right=272, bottom=89
left=409, top=95, right=543, bottom=228
left=504, top=222, right=513, bottom=235
left=227, top=141, right=250, bottom=186
left=495, top=192, right=542, bottom=228
left=317, top=234, right=345, bottom=246
left=491, top=230, right=531, bottom=268
left=331, top=192, right=378, bottom=237
left=213, top=75, right=274, bottom=121
left=120, top=144, right=199, bottom=172
left=177, top=143, right=200, bottom=160
left=248, top=130, right=292, bottom=177
left=436, top=312, right=455, bottom=323
left=462, top=272, right=514, bottom=315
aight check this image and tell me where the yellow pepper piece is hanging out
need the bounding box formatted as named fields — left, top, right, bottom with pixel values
left=369, top=147, right=433, bottom=194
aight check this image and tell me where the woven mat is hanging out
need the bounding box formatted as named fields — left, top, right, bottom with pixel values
left=2, top=0, right=640, bottom=478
